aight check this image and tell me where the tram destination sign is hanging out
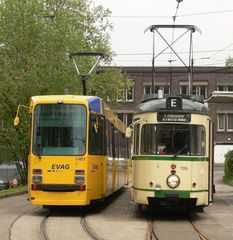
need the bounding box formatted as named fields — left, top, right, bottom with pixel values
left=157, top=113, right=191, bottom=122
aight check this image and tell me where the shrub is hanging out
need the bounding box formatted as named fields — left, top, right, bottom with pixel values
left=223, top=150, right=233, bottom=184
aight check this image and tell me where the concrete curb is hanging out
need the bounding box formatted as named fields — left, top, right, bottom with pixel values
left=0, top=190, right=28, bottom=199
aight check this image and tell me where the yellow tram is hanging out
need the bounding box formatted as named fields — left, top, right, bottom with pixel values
left=21, top=95, right=130, bottom=206
left=130, top=94, right=214, bottom=211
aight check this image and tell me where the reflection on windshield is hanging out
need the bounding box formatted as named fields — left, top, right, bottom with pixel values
left=141, top=124, right=205, bottom=156
left=33, top=104, right=86, bottom=156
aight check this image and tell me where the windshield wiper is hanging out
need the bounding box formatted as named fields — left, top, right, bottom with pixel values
left=36, top=144, right=42, bottom=159
left=173, top=145, right=188, bottom=157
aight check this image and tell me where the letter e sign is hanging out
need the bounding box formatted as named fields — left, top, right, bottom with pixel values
left=166, top=97, right=182, bottom=110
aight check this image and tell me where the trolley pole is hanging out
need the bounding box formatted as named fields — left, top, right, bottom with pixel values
left=152, top=31, right=155, bottom=94
left=80, top=76, right=87, bottom=96
left=145, top=25, right=201, bottom=96
left=68, top=52, right=104, bottom=95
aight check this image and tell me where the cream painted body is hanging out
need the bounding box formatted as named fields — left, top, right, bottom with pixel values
left=132, top=112, right=213, bottom=207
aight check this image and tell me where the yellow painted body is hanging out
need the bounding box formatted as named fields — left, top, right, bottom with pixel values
left=28, top=95, right=131, bottom=206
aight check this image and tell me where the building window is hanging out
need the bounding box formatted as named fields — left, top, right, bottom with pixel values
left=217, top=85, right=233, bottom=91
left=218, top=114, right=225, bottom=131
left=117, top=86, right=134, bottom=102
left=154, top=86, right=160, bottom=93
left=144, top=85, right=170, bottom=94
left=127, top=86, right=133, bottom=101
left=163, top=86, right=170, bottom=94
left=118, top=113, right=124, bottom=122
left=144, top=86, right=151, bottom=94
left=218, top=85, right=225, bottom=91
left=117, top=113, right=133, bottom=127
left=227, top=114, right=233, bottom=131
left=180, top=85, right=207, bottom=98
left=180, top=86, right=188, bottom=95
left=192, top=86, right=197, bottom=95
left=126, top=113, right=133, bottom=126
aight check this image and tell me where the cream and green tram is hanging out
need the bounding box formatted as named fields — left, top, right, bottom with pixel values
left=131, top=94, right=214, bottom=211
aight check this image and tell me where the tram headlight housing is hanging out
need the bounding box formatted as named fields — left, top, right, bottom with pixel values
left=166, top=174, right=180, bottom=188
left=32, top=175, right=43, bottom=184
left=74, top=176, right=85, bottom=184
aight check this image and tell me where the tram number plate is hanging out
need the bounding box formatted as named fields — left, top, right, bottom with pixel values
left=157, top=113, right=191, bottom=122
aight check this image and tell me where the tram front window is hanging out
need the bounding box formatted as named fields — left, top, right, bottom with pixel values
left=33, top=104, right=86, bottom=156
left=141, top=124, right=205, bottom=156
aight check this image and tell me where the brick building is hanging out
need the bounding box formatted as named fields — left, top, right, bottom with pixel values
left=115, top=66, right=233, bottom=163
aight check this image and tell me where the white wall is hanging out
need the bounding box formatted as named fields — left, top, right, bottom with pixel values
left=214, top=144, right=233, bottom=164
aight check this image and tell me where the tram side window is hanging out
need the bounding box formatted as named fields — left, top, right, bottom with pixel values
left=89, top=114, right=105, bottom=155
left=106, top=120, right=113, bottom=157
left=114, top=129, right=119, bottom=158
left=141, top=125, right=156, bottom=155
left=133, top=124, right=140, bottom=155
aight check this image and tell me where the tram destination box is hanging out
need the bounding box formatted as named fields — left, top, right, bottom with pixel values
left=157, top=113, right=191, bottom=122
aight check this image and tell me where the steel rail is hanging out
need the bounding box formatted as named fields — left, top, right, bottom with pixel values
left=189, top=214, right=213, bottom=240
left=8, top=207, right=40, bottom=240
left=81, top=215, right=105, bottom=240
left=39, top=211, right=50, bottom=240
left=146, top=219, right=159, bottom=240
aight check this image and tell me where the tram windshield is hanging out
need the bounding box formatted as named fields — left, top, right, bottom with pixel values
left=33, top=104, right=86, bottom=156
left=141, top=124, right=205, bottom=156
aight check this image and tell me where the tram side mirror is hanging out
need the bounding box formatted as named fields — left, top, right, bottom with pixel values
left=126, top=127, right=132, bottom=138
left=14, top=116, right=19, bottom=127
left=13, top=104, right=30, bottom=127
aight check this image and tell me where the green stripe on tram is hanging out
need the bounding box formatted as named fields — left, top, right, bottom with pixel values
left=132, top=155, right=208, bottom=161
left=132, top=187, right=208, bottom=198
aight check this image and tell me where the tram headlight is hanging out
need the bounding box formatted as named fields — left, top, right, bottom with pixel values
left=32, top=175, right=43, bottom=184
left=74, top=176, right=85, bottom=184
left=166, top=174, right=180, bottom=188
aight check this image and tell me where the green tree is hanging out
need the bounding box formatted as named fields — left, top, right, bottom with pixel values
left=225, top=56, right=233, bottom=67
left=0, top=0, right=129, bottom=183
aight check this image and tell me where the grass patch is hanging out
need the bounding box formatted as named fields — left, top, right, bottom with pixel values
left=223, top=176, right=233, bottom=186
left=0, top=185, right=27, bottom=197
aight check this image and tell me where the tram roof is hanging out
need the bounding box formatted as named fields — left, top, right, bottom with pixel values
left=135, top=94, right=209, bottom=115
left=30, top=95, right=104, bottom=114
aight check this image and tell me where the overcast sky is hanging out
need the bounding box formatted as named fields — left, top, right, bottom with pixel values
left=95, top=0, right=233, bottom=67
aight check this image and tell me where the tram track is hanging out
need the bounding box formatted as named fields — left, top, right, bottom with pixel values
left=81, top=214, right=105, bottom=240
left=188, top=214, right=213, bottom=240
left=39, top=211, right=50, bottom=240
left=8, top=207, right=40, bottom=240
left=146, top=219, right=159, bottom=240
left=145, top=213, right=214, bottom=240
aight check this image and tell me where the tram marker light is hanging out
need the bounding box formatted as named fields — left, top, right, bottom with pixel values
left=75, top=169, right=85, bottom=175
left=33, top=169, right=42, bottom=174
left=171, top=170, right=176, bottom=175
left=149, top=181, right=154, bottom=187
left=192, top=182, right=197, bottom=188
left=171, top=164, right=176, bottom=169
left=57, top=100, right=63, bottom=104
